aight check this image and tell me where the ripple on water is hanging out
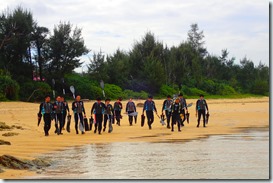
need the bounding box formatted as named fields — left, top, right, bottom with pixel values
left=32, top=130, right=269, bottom=179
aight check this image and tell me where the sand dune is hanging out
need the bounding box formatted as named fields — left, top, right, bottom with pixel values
left=0, top=97, right=269, bottom=179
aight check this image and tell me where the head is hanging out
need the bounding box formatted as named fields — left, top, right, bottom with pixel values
left=117, top=97, right=122, bottom=102
left=60, top=96, right=65, bottom=102
left=129, top=98, right=133, bottom=102
left=105, top=98, right=110, bottom=105
left=56, top=96, right=61, bottom=102
left=148, top=95, right=153, bottom=101
left=167, top=95, right=171, bottom=100
left=45, top=95, right=50, bottom=102
left=76, top=95, right=81, bottom=101
left=96, top=97, right=102, bottom=103
left=178, top=93, right=183, bottom=98
left=200, top=94, right=204, bottom=99
left=175, top=98, right=180, bottom=103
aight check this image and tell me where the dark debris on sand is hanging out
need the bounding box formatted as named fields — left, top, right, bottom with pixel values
left=0, top=155, right=51, bottom=173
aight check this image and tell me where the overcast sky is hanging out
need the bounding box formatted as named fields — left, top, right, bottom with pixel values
left=0, top=0, right=270, bottom=70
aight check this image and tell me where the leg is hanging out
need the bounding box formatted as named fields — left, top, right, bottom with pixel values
left=202, top=110, right=206, bottom=127
left=43, top=114, right=51, bottom=136
left=74, top=114, right=79, bottom=134
left=166, top=111, right=171, bottom=128
left=197, top=110, right=201, bottom=127
left=79, top=113, right=84, bottom=134
left=97, top=114, right=103, bottom=134
left=171, top=115, right=175, bottom=132
left=103, top=114, right=108, bottom=132
left=62, top=112, right=67, bottom=130
left=128, top=111, right=133, bottom=125
left=108, top=115, right=113, bottom=133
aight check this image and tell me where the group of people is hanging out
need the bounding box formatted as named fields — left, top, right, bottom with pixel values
left=38, top=94, right=209, bottom=136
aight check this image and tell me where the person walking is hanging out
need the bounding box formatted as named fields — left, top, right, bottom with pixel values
left=178, top=93, right=188, bottom=127
left=103, top=98, right=114, bottom=133
left=142, top=96, right=158, bottom=130
left=126, top=98, right=137, bottom=126
left=162, top=95, right=173, bottom=129
left=195, top=94, right=209, bottom=128
left=170, top=98, right=182, bottom=132
left=72, top=95, right=86, bottom=134
left=60, top=96, right=70, bottom=131
left=53, top=96, right=65, bottom=135
left=91, top=97, right=106, bottom=135
left=114, top=97, right=123, bottom=126
left=38, top=95, right=54, bottom=136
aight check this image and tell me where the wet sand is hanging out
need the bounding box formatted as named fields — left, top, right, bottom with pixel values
left=0, top=97, right=269, bottom=179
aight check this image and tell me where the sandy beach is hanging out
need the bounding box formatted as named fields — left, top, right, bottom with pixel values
left=0, top=97, right=269, bottom=179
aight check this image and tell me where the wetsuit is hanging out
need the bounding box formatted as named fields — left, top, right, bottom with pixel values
left=196, top=99, right=208, bottom=127
left=162, top=99, right=173, bottom=128
left=62, top=101, right=70, bottom=130
left=171, top=102, right=182, bottom=132
left=126, top=101, right=137, bottom=125
left=53, top=101, right=65, bottom=134
left=91, top=102, right=106, bottom=134
left=142, top=100, right=157, bottom=129
left=179, top=97, right=187, bottom=126
left=104, top=103, right=114, bottom=133
left=38, top=102, right=54, bottom=136
left=72, top=100, right=86, bottom=134
left=114, top=101, right=123, bottom=126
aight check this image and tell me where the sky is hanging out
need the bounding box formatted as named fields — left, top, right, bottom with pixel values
left=0, top=0, right=270, bottom=72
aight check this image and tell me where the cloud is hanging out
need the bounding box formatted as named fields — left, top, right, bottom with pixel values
left=0, top=0, right=269, bottom=66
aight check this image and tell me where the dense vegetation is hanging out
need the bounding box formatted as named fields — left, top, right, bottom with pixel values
left=0, top=6, right=269, bottom=101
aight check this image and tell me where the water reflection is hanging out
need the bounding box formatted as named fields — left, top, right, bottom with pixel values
left=33, top=130, right=269, bottom=179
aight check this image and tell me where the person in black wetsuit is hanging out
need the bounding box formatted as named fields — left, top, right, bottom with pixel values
left=126, top=98, right=137, bottom=126
left=178, top=93, right=188, bottom=127
left=142, top=96, right=158, bottom=130
left=114, top=97, right=123, bottom=126
left=170, top=98, right=182, bottom=132
left=38, top=95, right=54, bottom=136
left=53, top=96, right=65, bottom=135
left=103, top=98, right=114, bottom=133
left=91, top=97, right=106, bottom=135
left=195, top=94, right=209, bottom=128
left=72, top=95, right=86, bottom=134
left=162, top=95, right=173, bottom=129
left=60, top=96, right=70, bottom=131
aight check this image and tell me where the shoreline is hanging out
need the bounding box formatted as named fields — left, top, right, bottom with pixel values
left=0, top=97, right=269, bottom=179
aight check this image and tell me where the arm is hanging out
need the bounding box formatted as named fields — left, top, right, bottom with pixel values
left=82, top=102, right=86, bottom=115
left=125, top=103, right=129, bottom=112
left=91, top=103, right=95, bottom=115
left=162, top=100, right=166, bottom=113
left=153, top=101, right=157, bottom=113
left=38, top=103, right=43, bottom=115
left=184, top=99, right=188, bottom=110
left=205, top=100, right=209, bottom=112
left=133, top=103, right=136, bottom=112
left=142, top=101, right=146, bottom=114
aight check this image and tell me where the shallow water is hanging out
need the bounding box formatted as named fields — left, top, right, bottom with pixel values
left=32, top=130, right=269, bottom=179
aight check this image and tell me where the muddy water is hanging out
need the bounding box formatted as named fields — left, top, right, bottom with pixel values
left=32, top=130, right=269, bottom=179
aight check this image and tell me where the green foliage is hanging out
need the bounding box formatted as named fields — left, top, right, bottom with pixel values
left=19, top=81, right=51, bottom=102
left=0, top=75, right=19, bottom=101
left=104, top=84, right=123, bottom=99
left=65, top=74, right=101, bottom=99
left=215, top=83, right=237, bottom=95
left=123, top=90, right=148, bottom=99
left=251, top=80, right=269, bottom=96
left=182, top=85, right=207, bottom=96
left=159, top=85, right=177, bottom=97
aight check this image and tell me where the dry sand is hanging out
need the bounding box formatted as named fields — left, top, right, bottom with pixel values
left=0, top=97, right=269, bottom=179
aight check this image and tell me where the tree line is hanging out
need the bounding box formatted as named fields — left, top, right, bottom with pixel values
left=0, top=6, right=269, bottom=101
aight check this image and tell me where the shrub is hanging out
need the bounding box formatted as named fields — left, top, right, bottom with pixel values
left=216, top=83, right=237, bottom=95
left=19, top=81, right=51, bottom=102
left=251, top=80, right=269, bottom=96
left=0, top=75, right=20, bottom=101
left=159, top=84, right=177, bottom=97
